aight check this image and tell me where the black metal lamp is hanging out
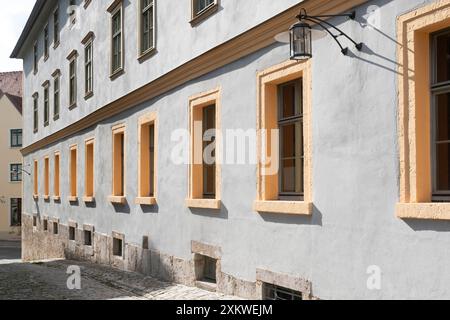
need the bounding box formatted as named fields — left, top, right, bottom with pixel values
left=289, top=8, right=363, bottom=60
left=290, top=21, right=312, bottom=60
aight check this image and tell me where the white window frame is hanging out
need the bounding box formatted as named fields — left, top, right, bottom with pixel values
left=110, top=3, right=124, bottom=77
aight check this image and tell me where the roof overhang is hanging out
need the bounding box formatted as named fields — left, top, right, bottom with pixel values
left=10, top=0, right=49, bottom=59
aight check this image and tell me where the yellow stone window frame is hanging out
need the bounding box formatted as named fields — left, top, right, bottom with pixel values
left=136, top=112, right=158, bottom=206
left=69, top=144, right=78, bottom=202
left=396, top=1, right=450, bottom=220
left=186, top=87, right=222, bottom=210
left=253, top=60, right=313, bottom=216
left=44, top=156, right=50, bottom=200
left=109, top=123, right=127, bottom=204
left=84, top=137, right=95, bottom=203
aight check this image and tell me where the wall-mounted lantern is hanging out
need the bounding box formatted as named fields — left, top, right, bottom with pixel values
left=285, top=8, right=363, bottom=60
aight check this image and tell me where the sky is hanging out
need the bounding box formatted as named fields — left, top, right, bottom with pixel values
left=0, top=1, right=36, bottom=72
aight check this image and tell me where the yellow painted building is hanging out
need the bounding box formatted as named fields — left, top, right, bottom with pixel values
left=0, top=71, right=23, bottom=240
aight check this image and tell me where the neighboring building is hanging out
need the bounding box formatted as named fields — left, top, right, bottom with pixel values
left=0, top=71, right=23, bottom=240
left=9, top=0, right=450, bottom=299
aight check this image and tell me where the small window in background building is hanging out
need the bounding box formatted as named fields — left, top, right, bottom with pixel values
left=10, top=129, right=22, bottom=148
left=44, top=24, right=49, bottom=59
left=111, top=6, right=123, bottom=74
left=43, top=218, right=48, bottom=231
left=10, top=164, right=22, bottom=182
left=43, top=83, right=50, bottom=126
left=10, top=198, right=21, bottom=227
left=53, top=222, right=59, bottom=234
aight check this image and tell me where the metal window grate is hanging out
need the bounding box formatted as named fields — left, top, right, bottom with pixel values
left=263, top=284, right=303, bottom=300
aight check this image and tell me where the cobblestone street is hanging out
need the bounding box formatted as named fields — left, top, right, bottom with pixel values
left=0, top=241, right=240, bottom=300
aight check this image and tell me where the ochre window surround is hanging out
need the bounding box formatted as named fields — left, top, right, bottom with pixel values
left=109, top=123, right=126, bottom=204
left=84, top=137, right=95, bottom=203
left=69, top=144, right=78, bottom=202
left=186, top=87, right=221, bottom=210
left=54, top=151, right=60, bottom=201
left=253, top=60, right=312, bottom=215
left=44, top=156, right=50, bottom=200
left=33, top=160, right=38, bottom=199
left=136, top=112, right=157, bottom=206
left=396, top=1, right=450, bottom=220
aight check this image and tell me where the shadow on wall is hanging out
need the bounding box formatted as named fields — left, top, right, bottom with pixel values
left=189, top=203, right=229, bottom=220
left=259, top=204, right=323, bottom=226
left=403, top=219, right=450, bottom=233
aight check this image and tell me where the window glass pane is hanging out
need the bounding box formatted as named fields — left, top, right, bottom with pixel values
left=281, top=159, right=303, bottom=194
left=437, top=143, right=450, bottom=191
left=203, top=105, right=216, bottom=198
left=436, top=31, right=450, bottom=84
left=281, top=122, right=303, bottom=158
left=436, top=93, right=450, bottom=142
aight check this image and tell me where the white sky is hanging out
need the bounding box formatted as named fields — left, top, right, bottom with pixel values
left=0, top=1, right=36, bottom=72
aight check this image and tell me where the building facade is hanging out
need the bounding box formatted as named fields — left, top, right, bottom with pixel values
left=11, top=0, right=450, bottom=299
left=0, top=72, right=23, bottom=240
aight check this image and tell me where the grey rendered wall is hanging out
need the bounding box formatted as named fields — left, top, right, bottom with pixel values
left=23, top=0, right=450, bottom=299
left=21, top=0, right=301, bottom=147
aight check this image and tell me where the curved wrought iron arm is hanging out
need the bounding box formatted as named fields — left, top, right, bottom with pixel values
left=305, top=15, right=363, bottom=51
left=303, top=18, right=348, bottom=55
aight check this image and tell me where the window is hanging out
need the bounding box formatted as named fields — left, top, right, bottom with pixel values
left=33, top=216, right=37, bottom=227
left=33, top=42, right=38, bottom=74
left=43, top=218, right=48, bottom=231
left=84, top=138, right=94, bottom=201
left=69, top=0, right=76, bottom=25
left=69, top=226, right=76, bottom=241
left=44, top=157, right=49, bottom=198
left=33, top=93, right=38, bottom=133
left=44, top=24, right=49, bottom=59
left=254, top=60, right=312, bottom=215
left=84, top=230, right=92, bottom=246
left=432, top=29, right=450, bottom=202
left=186, top=88, right=221, bottom=209
left=195, top=255, right=217, bottom=283
left=263, top=284, right=303, bottom=301
left=53, top=221, right=59, bottom=234
left=69, top=145, right=78, bottom=200
left=139, top=0, right=155, bottom=57
left=112, top=235, right=123, bottom=257
left=109, top=125, right=126, bottom=203
left=67, top=51, right=78, bottom=108
left=109, top=3, right=123, bottom=76
left=396, top=2, right=450, bottom=220
left=10, top=199, right=21, bottom=227
left=137, top=113, right=157, bottom=205
left=54, top=152, right=60, bottom=199
left=202, top=105, right=216, bottom=199
left=33, top=160, right=38, bottom=197
left=10, top=164, right=22, bottom=182
left=191, top=0, right=218, bottom=25
left=43, top=82, right=50, bottom=126
left=84, top=37, right=93, bottom=97
left=10, top=129, right=22, bottom=148
left=278, top=80, right=303, bottom=201
left=52, top=70, right=60, bottom=120
left=53, top=7, right=60, bottom=47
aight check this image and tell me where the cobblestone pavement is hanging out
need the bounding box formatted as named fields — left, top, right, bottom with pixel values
left=0, top=241, right=240, bottom=300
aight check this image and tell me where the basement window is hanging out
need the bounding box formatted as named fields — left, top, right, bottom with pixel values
left=53, top=222, right=59, bottom=234
left=113, top=237, right=123, bottom=257
left=196, top=255, right=217, bottom=283
left=69, top=226, right=76, bottom=241
left=84, top=230, right=92, bottom=246
left=263, top=283, right=303, bottom=300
